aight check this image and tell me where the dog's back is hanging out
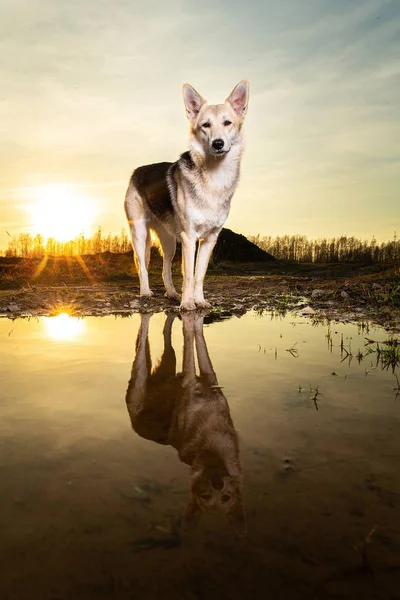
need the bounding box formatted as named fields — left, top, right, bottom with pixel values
left=129, top=162, right=174, bottom=221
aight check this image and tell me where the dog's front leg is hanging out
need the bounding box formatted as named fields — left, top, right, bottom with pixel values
left=194, top=236, right=217, bottom=308
left=181, top=313, right=197, bottom=387
left=178, top=313, right=197, bottom=430
left=194, top=315, right=218, bottom=386
left=180, top=233, right=197, bottom=311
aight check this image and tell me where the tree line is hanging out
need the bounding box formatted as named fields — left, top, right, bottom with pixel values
left=3, top=228, right=131, bottom=258
left=248, top=233, right=399, bottom=263
left=2, top=227, right=399, bottom=263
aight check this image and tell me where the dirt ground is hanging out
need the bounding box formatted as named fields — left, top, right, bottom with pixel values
left=0, top=256, right=399, bottom=331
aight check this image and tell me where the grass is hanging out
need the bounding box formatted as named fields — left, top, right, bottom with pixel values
left=364, top=337, right=400, bottom=372
left=339, top=335, right=400, bottom=373
left=340, top=333, right=354, bottom=365
left=393, top=374, right=400, bottom=400
left=286, top=342, right=299, bottom=358
left=297, top=383, right=321, bottom=410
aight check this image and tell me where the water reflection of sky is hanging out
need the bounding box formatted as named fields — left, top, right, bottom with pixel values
left=1, top=310, right=397, bottom=446
left=0, top=311, right=399, bottom=598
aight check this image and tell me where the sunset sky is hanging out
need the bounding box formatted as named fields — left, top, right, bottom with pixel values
left=1, top=0, right=399, bottom=249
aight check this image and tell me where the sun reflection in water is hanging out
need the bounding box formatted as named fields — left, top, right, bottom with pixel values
left=43, top=313, right=85, bottom=341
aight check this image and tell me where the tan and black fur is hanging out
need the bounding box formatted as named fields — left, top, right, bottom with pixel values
left=124, top=81, right=249, bottom=310
left=125, top=313, right=246, bottom=536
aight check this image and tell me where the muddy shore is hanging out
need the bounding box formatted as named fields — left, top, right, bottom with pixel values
left=0, top=258, right=399, bottom=331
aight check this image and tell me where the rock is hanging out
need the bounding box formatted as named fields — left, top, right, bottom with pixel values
left=283, top=458, right=295, bottom=472
left=300, top=306, right=315, bottom=315
left=6, top=303, right=21, bottom=312
left=340, top=290, right=349, bottom=299
left=311, top=289, right=325, bottom=299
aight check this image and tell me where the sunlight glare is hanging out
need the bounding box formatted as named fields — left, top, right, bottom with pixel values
left=28, top=183, right=95, bottom=241
left=43, top=313, right=85, bottom=341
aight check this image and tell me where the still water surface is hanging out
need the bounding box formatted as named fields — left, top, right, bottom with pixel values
left=1, top=311, right=399, bottom=599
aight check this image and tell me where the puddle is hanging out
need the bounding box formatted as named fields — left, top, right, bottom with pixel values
left=0, top=311, right=399, bottom=599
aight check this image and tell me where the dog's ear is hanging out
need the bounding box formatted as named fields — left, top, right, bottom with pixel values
left=182, top=498, right=202, bottom=531
left=226, top=80, right=249, bottom=119
left=225, top=496, right=247, bottom=538
left=183, top=84, right=205, bottom=124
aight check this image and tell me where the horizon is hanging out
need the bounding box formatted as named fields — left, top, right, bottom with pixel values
left=1, top=0, right=399, bottom=248
left=1, top=223, right=399, bottom=254
left=2, top=224, right=398, bottom=254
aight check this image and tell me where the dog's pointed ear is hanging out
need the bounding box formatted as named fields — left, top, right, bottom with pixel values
left=182, top=498, right=202, bottom=531
left=225, top=497, right=247, bottom=538
left=226, top=80, right=249, bottom=119
left=183, top=84, right=205, bottom=124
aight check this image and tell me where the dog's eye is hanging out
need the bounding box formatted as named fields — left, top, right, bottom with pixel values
left=223, top=120, right=232, bottom=126
left=200, top=493, right=211, bottom=500
left=202, top=122, right=211, bottom=128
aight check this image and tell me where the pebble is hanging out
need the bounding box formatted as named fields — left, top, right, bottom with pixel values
left=6, top=303, right=21, bottom=312
left=301, top=306, right=316, bottom=315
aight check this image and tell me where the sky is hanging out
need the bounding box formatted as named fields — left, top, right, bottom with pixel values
left=1, top=0, right=399, bottom=249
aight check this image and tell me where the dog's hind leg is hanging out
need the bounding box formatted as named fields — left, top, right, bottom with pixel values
left=125, top=313, right=152, bottom=425
left=125, top=187, right=153, bottom=297
left=145, top=229, right=152, bottom=270
left=131, top=220, right=153, bottom=297
left=151, top=313, right=177, bottom=381
left=156, top=227, right=180, bottom=301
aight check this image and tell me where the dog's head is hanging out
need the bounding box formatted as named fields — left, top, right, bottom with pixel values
left=182, top=81, right=249, bottom=158
left=182, top=460, right=246, bottom=537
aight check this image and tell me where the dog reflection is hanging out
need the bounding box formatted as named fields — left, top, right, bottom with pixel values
left=125, top=313, right=246, bottom=536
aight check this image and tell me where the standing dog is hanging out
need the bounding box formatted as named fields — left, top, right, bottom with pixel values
left=124, top=80, right=249, bottom=310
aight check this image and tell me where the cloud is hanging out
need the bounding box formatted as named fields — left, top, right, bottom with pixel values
left=0, top=0, right=399, bottom=242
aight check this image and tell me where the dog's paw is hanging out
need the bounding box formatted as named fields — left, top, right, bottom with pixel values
left=195, top=300, right=212, bottom=309
left=180, top=300, right=197, bottom=311
left=140, top=290, right=154, bottom=299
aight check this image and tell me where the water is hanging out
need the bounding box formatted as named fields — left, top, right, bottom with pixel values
left=1, top=311, right=399, bottom=599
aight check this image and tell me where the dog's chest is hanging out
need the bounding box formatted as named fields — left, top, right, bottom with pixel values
left=186, top=197, right=230, bottom=237
left=184, top=164, right=238, bottom=236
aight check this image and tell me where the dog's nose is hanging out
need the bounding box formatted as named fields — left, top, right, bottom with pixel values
left=212, top=138, right=224, bottom=150
left=211, top=473, right=224, bottom=490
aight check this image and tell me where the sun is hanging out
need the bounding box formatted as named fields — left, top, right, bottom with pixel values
left=28, top=183, right=95, bottom=241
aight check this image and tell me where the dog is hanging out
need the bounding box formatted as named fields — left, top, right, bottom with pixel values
left=125, top=313, right=246, bottom=536
left=124, top=80, right=249, bottom=310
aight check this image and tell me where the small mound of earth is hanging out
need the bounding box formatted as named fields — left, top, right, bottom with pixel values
left=172, top=228, right=276, bottom=263
left=212, top=228, right=276, bottom=262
